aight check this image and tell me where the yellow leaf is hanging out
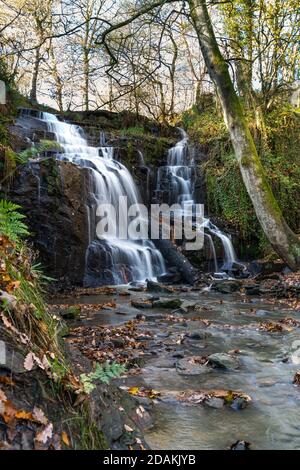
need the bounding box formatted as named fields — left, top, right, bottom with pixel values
left=15, top=410, right=34, bottom=421
left=61, top=431, right=70, bottom=447
left=128, top=386, right=139, bottom=396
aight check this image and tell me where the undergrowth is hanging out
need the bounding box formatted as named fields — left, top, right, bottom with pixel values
left=182, top=102, right=300, bottom=258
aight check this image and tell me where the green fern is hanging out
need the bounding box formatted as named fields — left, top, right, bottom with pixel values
left=80, top=362, right=126, bottom=394
left=17, top=140, right=63, bottom=163
left=0, top=199, right=29, bottom=241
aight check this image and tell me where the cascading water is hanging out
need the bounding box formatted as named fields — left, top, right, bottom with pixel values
left=156, top=128, right=238, bottom=272
left=36, top=111, right=165, bottom=285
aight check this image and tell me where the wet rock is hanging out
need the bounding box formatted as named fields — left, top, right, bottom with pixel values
left=144, top=314, right=164, bottom=321
left=171, top=307, right=188, bottom=314
left=249, top=259, right=284, bottom=276
left=1, top=342, right=26, bottom=374
left=221, top=261, right=249, bottom=278
left=245, top=284, right=261, bottom=296
left=186, top=331, right=211, bottom=340
left=293, top=371, right=300, bottom=385
left=180, top=300, right=197, bottom=310
left=176, top=356, right=209, bottom=375
left=61, top=305, right=81, bottom=319
left=10, top=160, right=91, bottom=287
left=154, top=239, right=200, bottom=284
left=231, top=397, right=249, bottom=410
left=211, top=280, right=241, bottom=294
left=208, top=353, right=240, bottom=370
left=157, top=271, right=182, bottom=284
left=205, top=397, right=225, bottom=409
left=152, top=298, right=182, bottom=309
left=131, top=300, right=153, bottom=309
left=146, top=280, right=172, bottom=294
left=230, top=440, right=251, bottom=450
left=172, top=351, right=185, bottom=359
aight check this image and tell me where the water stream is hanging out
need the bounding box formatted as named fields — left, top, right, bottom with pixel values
left=37, top=111, right=166, bottom=285
left=60, top=287, right=300, bottom=450
left=156, top=129, right=238, bottom=271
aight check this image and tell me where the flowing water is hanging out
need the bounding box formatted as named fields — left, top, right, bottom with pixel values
left=157, top=129, right=238, bottom=271
left=61, top=286, right=300, bottom=450
left=36, top=111, right=166, bottom=284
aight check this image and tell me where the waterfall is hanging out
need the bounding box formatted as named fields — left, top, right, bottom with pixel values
left=157, top=128, right=238, bottom=272
left=37, top=112, right=165, bottom=285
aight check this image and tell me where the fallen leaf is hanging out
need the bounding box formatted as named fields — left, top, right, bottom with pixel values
left=0, top=376, right=15, bottom=386
left=61, top=431, right=70, bottom=447
left=32, top=406, right=48, bottom=425
left=35, top=423, right=53, bottom=444
left=24, top=352, right=35, bottom=371
left=15, top=410, right=34, bottom=421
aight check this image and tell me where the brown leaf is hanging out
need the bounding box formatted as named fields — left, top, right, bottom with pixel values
left=15, top=410, right=34, bottom=421
left=61, top=431, right=70, bottom=447
left=35, top=423, right=53, bottom=444
left=0, top=376, right=14, bottom=386
left=32, top=406, right=48, bottom=425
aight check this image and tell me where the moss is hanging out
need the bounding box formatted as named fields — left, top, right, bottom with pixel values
left=241, top=155, right=251, bottom=166
left=187, top=102, right=300, bottom=258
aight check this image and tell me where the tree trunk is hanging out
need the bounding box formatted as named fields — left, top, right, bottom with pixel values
left=188, top=0, right=300, bottom=270
left=83, top=47, right=90, bottom=111
left=30, top=47, right=40, bottom=103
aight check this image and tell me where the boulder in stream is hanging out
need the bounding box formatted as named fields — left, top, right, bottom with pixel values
left=211, top=280, right=241, bottom=294
left=176, top=356, right=209, bottom=375
left=146, top=280, right=173, bottom=294
left=152, top=298, right=182, bottom=309
left=208, top=353, right=240, bottom=370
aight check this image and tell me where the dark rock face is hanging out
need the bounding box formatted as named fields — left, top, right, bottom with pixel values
left=10, top=159, right=91, bottom=286
left=154, top=239, right=200, bottom=284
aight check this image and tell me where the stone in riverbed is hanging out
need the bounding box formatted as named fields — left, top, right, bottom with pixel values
left=212, top=280, right=241, bottom=294
left=205, top=397, right=225, bottom=409
left=176, top=356, right=209, bottom=375
left=131, top=300, right=153, bottom=309
left=171, top=307, right=188, bottom=314
left=230, top=440, right=251, bottom=450
left=186, top=331, right=212, bottom=340
left=231, top=396, right=249, bottom=410
left=208, top=353, right=240, bottom=370
left=61, top=305, right=81, bottom=319
left=152, top=298, right=182, bottom=309
left=245, top=284, right=261, bottom=295
left=146, top=280, right=172, bottom=294
left=180, top=300, right=197, bottom=310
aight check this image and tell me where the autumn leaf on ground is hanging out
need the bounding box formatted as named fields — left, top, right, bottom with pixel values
left=0, top=376, right=15, bottom=386
left=35, top=423, right=53, bottom=444
left=15, top=410, right=34, bottom=421
left=23, top=352, right=35, bottom=371
left=61, top=431, right=70, bottom=447
left=32, top=406, right=48, bottom=425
